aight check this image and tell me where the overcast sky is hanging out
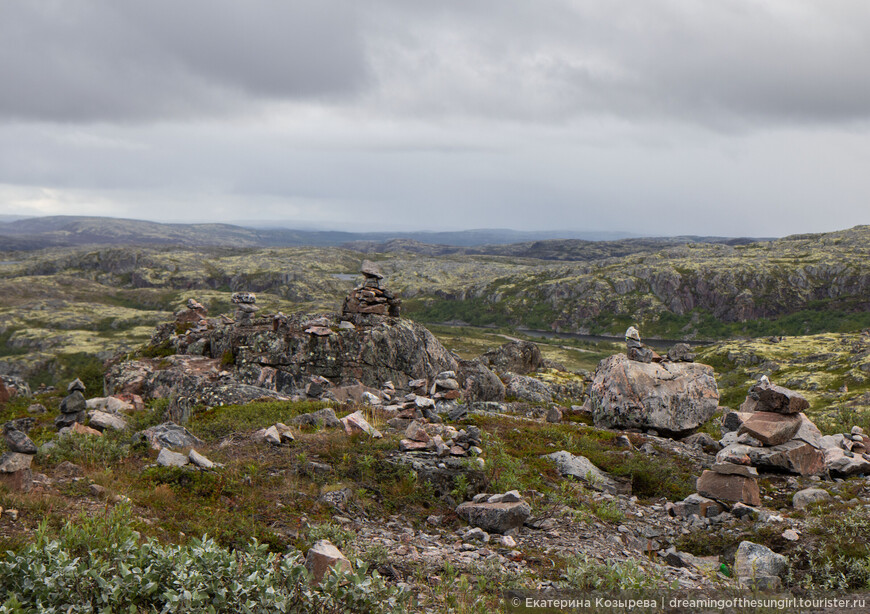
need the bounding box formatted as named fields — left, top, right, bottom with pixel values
left=1, top=1, right=869, bottom=236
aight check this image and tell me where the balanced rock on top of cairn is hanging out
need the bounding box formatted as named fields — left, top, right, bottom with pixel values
left=625, top=326, right=655, bottom=363
left=342, top=261, right=401, bottom=318
left=175, top=298, right=208, bottom=325
left=232, top=292, right=259, bottom=325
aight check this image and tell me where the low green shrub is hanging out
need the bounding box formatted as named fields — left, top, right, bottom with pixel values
left=39, top=431, right=132, bottom=469
left=0, top=506, right=408, bottom=613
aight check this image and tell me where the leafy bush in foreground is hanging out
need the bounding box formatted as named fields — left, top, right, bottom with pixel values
left=0, top=506, right=407, bottom=613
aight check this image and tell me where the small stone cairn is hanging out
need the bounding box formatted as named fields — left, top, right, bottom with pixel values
left=55, top=378, right=88, bottom=430
left=0, top=420, right=38, bottom=492
left=177, top=298, right=207, bottom=323
left=232, top=292, right=259, bottom=325
left=342, top=261, right=401, bottom=317
left=625, top=326, right=654, bottom=363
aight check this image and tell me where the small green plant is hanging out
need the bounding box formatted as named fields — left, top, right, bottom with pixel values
left=560, top=554, right=663, bottom=591
left=39, top=431, right=132, bottom=468
left=220, top=349, right=235, bottom=366
left=306, top=522, right=355, bottom=550
left=139, top=339, right=175, bottom=359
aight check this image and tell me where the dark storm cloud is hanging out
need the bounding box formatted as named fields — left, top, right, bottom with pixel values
left=0, top=1, right=367, bottom=121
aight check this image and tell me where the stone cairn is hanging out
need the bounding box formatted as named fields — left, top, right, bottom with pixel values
left=0, top=419, right=37, bottom=492
left=176, top=298, right=208, bottom=325
left=342, top=261, right=401, bottom=317
left=625, top=326, right=654, bottom=363
left=55, top=378, right=87, bottom=430
left=693, top=378, right=823, bottom=509
left=232, top=292, right=259, bottom=325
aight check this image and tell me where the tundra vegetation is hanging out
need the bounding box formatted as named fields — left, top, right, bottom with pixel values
left=0, top=223, right=869, bottom=611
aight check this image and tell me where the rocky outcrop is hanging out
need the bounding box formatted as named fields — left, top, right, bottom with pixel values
left=0, top=375, right=31, bottom=403
left=590, top=354, right=719, bottom=436
left=505, top=374, right=553, bottom=404
left=480, top=341, right=542, bottom=375
left=109, top=310, right=459, bottom=419
left=542, top=450, right=629, bottom=495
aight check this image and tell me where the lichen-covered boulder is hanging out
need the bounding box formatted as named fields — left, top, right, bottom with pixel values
left=457, top=359, right=505, bottom=402
left=590, top=354, right=719, bottom=436
left=480, top=340, right=542, bottom=375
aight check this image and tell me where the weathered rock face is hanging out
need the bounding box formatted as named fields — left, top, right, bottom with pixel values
left=590, top=354, right=719, bottom=436
left=480, top=341, right=542, bottom=375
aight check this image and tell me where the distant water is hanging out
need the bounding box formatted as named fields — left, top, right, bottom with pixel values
left=0, top=261, right=22, bottom=265
left=333, top=273, right=358, bottom=281
left=517, top=327, right=710, bottom=348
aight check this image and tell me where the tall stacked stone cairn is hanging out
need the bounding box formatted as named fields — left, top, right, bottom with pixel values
left=342, top=261, right=401, bottom=317
left=0, top=421, right=37, bottom=492
left=695, top=378, right=825, bottom=508
left=232, top=292, right=259, bottom=325
left=55, top=378, right=88, bottom=430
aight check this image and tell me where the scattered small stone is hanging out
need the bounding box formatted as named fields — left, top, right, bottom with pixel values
left=734, top=541, right=788, bottom=590
left=305, top=540, right=352, bottom=584
left=792, top=487, right=831, bottom=510
left=189, top=449, right=215, bottom=469
left=71, top=423, right=102, bottom=437
left=340, top=411, right=382, bottom=438
left=156, top=448, right=189, bottom=468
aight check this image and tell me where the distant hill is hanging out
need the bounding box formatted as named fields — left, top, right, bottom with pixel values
left=0, top=215, right=647, bottom=252
left=0, top=215, right=765, bottom=262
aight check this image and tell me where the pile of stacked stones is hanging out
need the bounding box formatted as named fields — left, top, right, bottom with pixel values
left=820, top=425, right=870, bottom=476
left=624, top=326, right=655, bottom=363
left=0, top=421, right=37, bottom=491
left=342, top=261, right=401, bottom=317
left=690, top=379, right=824, bottom=508
left=399, top=420, right=483, bottom=459
left=56, top=378, right=87, bottom=430
left=232, top=292, right=259, bottom=325
left=717, top=378, right=824, bottom=476
left=430, top=371, right=462, bottom=402
left=176, top=298, right=208, bottom=326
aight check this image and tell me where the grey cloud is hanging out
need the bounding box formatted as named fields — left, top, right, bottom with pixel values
left=0, top=1, right=367, bottom=122
left=369, top=1, right=870, bottom=126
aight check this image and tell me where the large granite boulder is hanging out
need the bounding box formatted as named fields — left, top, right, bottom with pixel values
left=590, top=354, right=719, bottom=436
left=480, top=340, right=543, bottom=375
left=457, top=359, right=505, bottom=402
